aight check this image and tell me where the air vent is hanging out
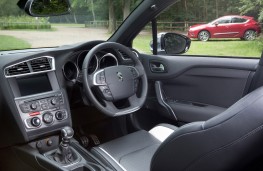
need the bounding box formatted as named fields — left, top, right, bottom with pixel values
left=30, top=57, right=52, bottom=72
left=4, top=56, right=54, bottom=78
left=118, top=50, right=130, bottom=60
left=118, top=50, right=139, bottom=60
left=5, top=62, right=30, bottom=76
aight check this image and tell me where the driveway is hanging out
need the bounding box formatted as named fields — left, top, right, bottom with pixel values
left=0, top=25, right=109, bottom=48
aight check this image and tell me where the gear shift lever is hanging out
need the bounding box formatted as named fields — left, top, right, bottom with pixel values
left=61, top=126, right=74, bottom=147
left=53, top=126, right=77, bottom=164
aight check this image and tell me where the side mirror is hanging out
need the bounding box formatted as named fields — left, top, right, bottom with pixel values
left=214, top=22, right=219, bottom=26
left=150, top=33, right=191, bottom=55
left=162, top=33, right=191, bottom=55
left=18, top=0, right=71, bottom=17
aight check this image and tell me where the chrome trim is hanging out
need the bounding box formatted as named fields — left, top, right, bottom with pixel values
left=132, top=50, right=139, bottom=58
left=116, top=106, right=141, bottom=115
left=156, top=81, right=177, bottom=120
left=118, top=50, right=139, bottom=60
left=76, top=50, right=89, bottom=69
left=98, top=147, right=127, bottom=171
left=214, top=32, right=239, bottom=35
left=99, top=53, right=118, bottom=69
left=24, top=117, right=42, bottom=129
left=62, top=61, right=79, bottom=83
left=93, top=69, right=107, bottom=86
left=5, top=56, right=55, bottom=78
left=77, top=50, right=99, bottom=74
left=88, top=54, right=99, bottom=74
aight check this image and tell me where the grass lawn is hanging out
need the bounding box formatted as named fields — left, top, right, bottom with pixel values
left=133, top=33, right=263, bottom=58
left=133, top=34, right=152, bottom=54
left=186, top=39, right=263, bottom=57
left=0, top=35, right=31, bottom=51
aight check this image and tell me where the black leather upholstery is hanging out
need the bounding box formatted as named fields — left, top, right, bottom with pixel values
left=93, top=87, right=263, bottom=171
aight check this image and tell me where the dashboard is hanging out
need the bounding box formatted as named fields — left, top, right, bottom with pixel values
left=0, top=41, right=139, bottom=148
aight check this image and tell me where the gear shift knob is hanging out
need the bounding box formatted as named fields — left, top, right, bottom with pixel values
left=61, top=126, right=74, bottom=147
left=52, top=126, right=76, bottom=164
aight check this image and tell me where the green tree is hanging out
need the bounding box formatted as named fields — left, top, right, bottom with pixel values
left=108, top=0, right=116, bottom=33
left=123, top=0, right=131, bottom=20
left=240, top=0, right=263, bottom=21
left=72, top=0, right=96, bottom=21
left=0, top=0, right=23, bottom=16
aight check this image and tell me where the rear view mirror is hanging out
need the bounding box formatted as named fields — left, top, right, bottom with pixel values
left=150, top=33, right=191, bottom=55
left=18, top=0, right=71, bottom=17
left=162, top=33, right=191, bottom=55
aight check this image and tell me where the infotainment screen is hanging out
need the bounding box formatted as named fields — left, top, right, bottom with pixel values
left=17, top=74, right=52, bottom=96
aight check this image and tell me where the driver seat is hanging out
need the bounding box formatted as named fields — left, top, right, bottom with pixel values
left=92, top=87, right=263, bottom=171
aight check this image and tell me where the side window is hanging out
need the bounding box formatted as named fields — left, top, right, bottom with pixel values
left=133, top=2, right=262, bottom=58
left=217, top=18, right=231, bottom=24
left=133, top=24, right=152, bottom=55
left=232, top=17, right=247, bottom=23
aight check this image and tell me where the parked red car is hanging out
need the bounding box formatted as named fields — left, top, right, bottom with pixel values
left=188, top=15, right=262, bottom=41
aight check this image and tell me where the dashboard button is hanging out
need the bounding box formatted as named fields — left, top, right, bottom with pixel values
left=51, top=98, right=57, bottom=105
left=55, top=111, right=64, bottom=120
left=99, top=86, right=113, bottom=101
left=30, top=103, right=38, bottom=110
left=43, top=112, right=53, bottom=124
left=20, top=104, right=30, bottom=113
left=39, top=99, right=47, bottom=104
left=41, top=104, right=49, bottom=110
left=31, top=117, right=41, bottom=127
left=96, top=71, right=106, bottom=85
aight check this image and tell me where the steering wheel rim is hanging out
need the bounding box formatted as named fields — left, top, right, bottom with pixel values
left=82, top=42, right=148, bottom=117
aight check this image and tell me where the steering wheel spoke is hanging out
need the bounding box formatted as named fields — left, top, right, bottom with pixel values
left=92, top=69, right=107, bottom=86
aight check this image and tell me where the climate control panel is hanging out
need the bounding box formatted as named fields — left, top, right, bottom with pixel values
left=15, top=91, right=69, bottom=130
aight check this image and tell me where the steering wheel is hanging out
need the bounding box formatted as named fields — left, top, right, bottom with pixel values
left=82, top=42, right=148, bottom=117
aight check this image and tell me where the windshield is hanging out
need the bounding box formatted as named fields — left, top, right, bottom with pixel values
left=0, top=0, right=142, bottom=51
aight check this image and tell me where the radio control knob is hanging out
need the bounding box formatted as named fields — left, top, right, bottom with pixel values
left=30, top=103, right=37, bottom=110
left=51, top=98, right=57, bottom=105
left=43, top=112, right=53, bottom=124
left=31, top=117, right=41, bottom=127
left=55, top=111, right=64, bottom=120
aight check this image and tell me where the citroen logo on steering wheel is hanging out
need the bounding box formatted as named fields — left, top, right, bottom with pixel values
left=117, top=72, right=123, bottom=82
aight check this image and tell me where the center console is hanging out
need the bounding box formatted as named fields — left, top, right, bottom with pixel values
left=5, top=56, right=70, bottom=140
left=5, top=56, right=109, bottom=171
left=15, top=91, right=68, bottom=130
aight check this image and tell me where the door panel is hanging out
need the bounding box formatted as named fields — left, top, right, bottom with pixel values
left=142, top=55, right=258, bottom=123
left=213, top=24, right=232, bottom=38
left=162, top=67, right=250, bottom=108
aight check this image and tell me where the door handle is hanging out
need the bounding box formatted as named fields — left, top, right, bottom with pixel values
left=150, top=61, right=167, bottom=73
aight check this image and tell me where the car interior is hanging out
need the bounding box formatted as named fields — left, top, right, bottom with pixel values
left=0, top=0, right=263, bottom=171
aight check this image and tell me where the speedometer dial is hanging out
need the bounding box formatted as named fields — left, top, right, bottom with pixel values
left=77, top=50, right=98, bottom=74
